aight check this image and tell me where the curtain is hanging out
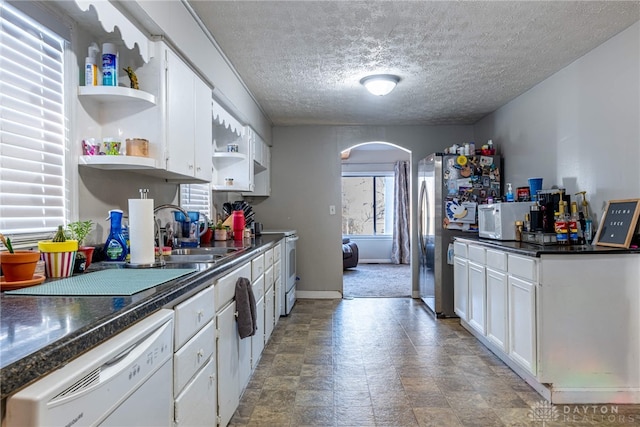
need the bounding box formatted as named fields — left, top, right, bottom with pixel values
left=391, top=161, right=410, bottom=264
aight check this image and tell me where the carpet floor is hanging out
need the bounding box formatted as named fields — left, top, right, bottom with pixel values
left=343, top=263, right=411, bottom=298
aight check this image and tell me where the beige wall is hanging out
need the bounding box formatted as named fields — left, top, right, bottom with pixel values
left=252, top=126, right=473, bottom=296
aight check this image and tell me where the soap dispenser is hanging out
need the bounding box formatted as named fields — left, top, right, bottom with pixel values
left=104, top=209, right=128, bottom=261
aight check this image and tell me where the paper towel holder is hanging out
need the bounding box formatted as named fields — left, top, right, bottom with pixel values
left=125, top=189, right=166, bottom=269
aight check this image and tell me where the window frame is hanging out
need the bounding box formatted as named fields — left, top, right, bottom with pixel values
left=341, top=172, right=395, bottom=237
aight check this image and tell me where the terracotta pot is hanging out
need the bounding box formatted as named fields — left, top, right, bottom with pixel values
left=78, top=246, right=95, bottom=270
left=0, top=251, right=40, bottom=282
left=200, top=228, right=213, bottom=245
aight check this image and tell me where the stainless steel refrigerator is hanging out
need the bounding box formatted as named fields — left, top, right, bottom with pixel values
left=418, top=153, right=501, bottom=317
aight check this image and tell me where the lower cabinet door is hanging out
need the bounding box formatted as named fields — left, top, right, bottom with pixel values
left=508, top=275, right=537, bottom=375
left=217, top=302, right=240, bottom=427
left=174, top=357, right=216, bottom=427
left=265, top=286, right=275, bottom=342
left=468, top=261, right=486, bottom=335
left=486, top=268, right=508, bottom=352
left=251, top=296, right=265, bottom=370
left=453, top=256, right=469, bottom=320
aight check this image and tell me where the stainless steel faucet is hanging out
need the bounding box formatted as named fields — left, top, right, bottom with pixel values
left=153, top=204, right=190, bottom=248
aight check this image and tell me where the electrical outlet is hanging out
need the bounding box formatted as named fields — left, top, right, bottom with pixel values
left=329, top=205, right=336, bottom=215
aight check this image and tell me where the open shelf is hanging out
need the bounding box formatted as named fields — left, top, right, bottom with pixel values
left=79, top=155, right=157, bottom=170
left=78, top=86, right=156, bottom=106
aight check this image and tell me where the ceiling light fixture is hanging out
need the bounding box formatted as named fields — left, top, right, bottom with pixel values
left=360, top=74, right=400, bottom=96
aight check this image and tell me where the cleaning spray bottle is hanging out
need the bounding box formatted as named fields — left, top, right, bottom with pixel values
left=575, top=191, right=593, bottom=244
left=105, top=209, right=128, bottom=261
left=84, top=43, right=99, bottom=86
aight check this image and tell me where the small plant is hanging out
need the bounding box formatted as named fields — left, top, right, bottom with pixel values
left=0, top=233, right=14, bottom=253
left=52, top=225, right=67, bottom=242
left=214, top=220, right=225, bottom=230
left=66, top=220, right=94, bottom=246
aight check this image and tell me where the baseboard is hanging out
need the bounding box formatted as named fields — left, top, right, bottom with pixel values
left=297, top=290, right=342, bottom=299
left=360, top=259, right=392, bottom=264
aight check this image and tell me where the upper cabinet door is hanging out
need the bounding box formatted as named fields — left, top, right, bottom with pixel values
left=165, top=49, right=196, bottom=178
left=194, top=76, right=213, bottom=182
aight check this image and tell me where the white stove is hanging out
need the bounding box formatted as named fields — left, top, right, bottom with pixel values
left=261, top=230, right=297, bottom=315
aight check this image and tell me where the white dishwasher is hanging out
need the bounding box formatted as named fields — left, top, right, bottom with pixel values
left=5, top=309, right=174, bottom=427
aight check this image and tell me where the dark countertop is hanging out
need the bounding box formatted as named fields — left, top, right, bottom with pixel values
left=0, top=235, right=284, bottom=399
left=455, top=236, right=640, bottom=257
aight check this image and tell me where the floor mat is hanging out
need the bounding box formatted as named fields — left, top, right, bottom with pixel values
left=343, top=263, right=411, bottom=297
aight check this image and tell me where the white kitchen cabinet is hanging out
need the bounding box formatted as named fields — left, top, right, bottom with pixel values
left=165, top=48, right=212, bottom=182
left=211, top=110, right=253, bottom=191
left=485, top=267, right=508, bottom=352
left=264, top=285, right=275, bottom=342
left=216, top=301, right=240, bottom=427
left=173, top=320, right=215, bottom=396
left=508, top=274, right=537, bottom=375
left=250, top=274, right=265, bottom=371
left=467, top=261, right=486, bottom=335
left=171, top=283, right=216, bottom=427
left=453, top=256, right=469, bottom=321
left=252, top=295, right=265, bottom=370
left=174, top=357, right=216, bottom=427
left=243, top=130, right=271, bottom=197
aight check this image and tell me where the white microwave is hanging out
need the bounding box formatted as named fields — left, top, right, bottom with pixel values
left=478, top=202, right=534, bottom=240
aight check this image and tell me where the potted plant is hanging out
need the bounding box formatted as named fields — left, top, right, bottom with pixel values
left=66, top=220, right=95, bottom=270
left=38, top=225, right=78, bottom=278
left=213, top=221, right=227, bottom=241
left=0, top=233, right=40, bottom=282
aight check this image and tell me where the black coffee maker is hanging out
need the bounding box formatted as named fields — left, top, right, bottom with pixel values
left=535, top=189, right=571, bottom=233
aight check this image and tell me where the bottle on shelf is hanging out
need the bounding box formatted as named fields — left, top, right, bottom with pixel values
left=575, top=191, right=593, bottom=244
left=554, top=201, right=569, bottom=245
left=569, top=202, right=582, bottom=245
left=84, top=43, right=99, bottom=86
left=102, top=43, right=118, bottom=87
left=505, top=183, right=514, bottom=202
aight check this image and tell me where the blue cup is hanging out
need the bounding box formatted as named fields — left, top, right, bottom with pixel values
left=528, top=178, right=543, bottom=201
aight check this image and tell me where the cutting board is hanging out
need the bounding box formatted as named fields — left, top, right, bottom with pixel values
left=4, top=269, right=196, bottom=296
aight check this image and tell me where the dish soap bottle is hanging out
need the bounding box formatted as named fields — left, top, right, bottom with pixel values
left=105, top=209, right=128, bottom=261
left=505, top=183, right=514, bottom=202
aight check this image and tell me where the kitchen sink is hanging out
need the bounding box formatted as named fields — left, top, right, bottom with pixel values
left=171, top=247, right=244, bottom=255
left=163, top=253, right=225, bottom=263
left=163, top=246, right=246, bottom=264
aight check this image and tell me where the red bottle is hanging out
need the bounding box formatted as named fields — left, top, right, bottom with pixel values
left=232, top=210, right=245, bottom=241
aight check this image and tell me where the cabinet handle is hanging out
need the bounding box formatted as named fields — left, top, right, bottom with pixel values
left=234, top=311, right=239, bottom=318
left=197, top=349, right=204, bottom=361
left=197, top=309, right=204, bottom=321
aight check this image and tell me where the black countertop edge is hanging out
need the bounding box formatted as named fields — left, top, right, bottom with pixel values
left=0, top=236, right=283, bottom=399
left=454, top=236, right=640, bottom=257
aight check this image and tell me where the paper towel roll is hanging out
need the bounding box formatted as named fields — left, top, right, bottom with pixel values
left=128, top=199, right=155, bottom=265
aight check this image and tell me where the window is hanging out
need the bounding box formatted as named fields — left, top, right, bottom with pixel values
left=0, top=2, right=68, bottom=241
left=342, top=175, right=394, bottom=235
left=180, top=183, right=211, bottom=221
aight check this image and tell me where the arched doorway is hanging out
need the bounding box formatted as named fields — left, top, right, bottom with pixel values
left=340, top=142, right=412, bottom=298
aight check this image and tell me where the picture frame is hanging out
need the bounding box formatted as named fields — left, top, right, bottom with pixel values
left=593, top=199, right=640, bottom=248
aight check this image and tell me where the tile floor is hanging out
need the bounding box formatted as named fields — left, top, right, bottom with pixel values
left=229, top=298, right=640, bottom=426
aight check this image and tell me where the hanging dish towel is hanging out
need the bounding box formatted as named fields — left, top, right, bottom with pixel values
left=235, top=277, right=257, bottom=338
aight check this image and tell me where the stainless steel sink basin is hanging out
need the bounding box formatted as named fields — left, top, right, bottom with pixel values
left=163, top=253, right=225, bottom=263
left=171, top=247, right=243, bottom=256
left=163, top=246, right=245, bottom=264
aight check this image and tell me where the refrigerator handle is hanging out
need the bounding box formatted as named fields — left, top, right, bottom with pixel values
left=418, top=181, right=427, bottom=256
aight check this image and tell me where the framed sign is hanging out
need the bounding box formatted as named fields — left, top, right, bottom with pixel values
left=593, top=199, right=640, bottom=248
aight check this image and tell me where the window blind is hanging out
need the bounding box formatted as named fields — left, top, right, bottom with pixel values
left=180, top=183, right=211, bottom=220
left=0, top=3, right=66, bottom=236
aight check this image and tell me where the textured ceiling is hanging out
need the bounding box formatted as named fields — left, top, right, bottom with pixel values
left=188, top=1, right=640, bottom=126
